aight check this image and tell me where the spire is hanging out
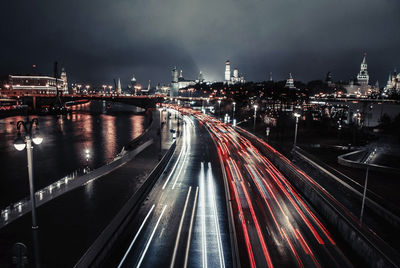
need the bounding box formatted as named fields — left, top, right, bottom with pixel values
left=362, top=51, right=367, bottom=64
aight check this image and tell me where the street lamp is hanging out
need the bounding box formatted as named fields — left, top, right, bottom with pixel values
left=102, top=85, right=107, bottom=95
left=253, top=105, right=258, bottom=132
left=218, top=100, right=221, bottom=120
left=292, top=112, right=301, bottom=153
left=232, top=102, right=236, bottom=122
left=13, top=118, right=43, bottom=229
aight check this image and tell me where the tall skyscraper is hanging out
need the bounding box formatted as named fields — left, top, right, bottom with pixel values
left=225, top=60, right=231, bottom=83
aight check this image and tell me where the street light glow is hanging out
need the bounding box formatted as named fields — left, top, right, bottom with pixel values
left=13, top=134, right=26, bottom=151
left=32, top=135, right=43, bottom=145
left=294, top=112, right=301, bottom=118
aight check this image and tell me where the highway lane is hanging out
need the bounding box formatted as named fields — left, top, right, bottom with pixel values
left=114, top=110, right=232, bottom=268
left=194, top=111, right=353, bottom=268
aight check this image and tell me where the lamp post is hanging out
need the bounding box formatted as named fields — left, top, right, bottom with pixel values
left=218, top=100, right=221, bottom=120
left=102, top=85, right=106, bottom=95
left=292, top=112, right=301, bottom=153
left=13, top=118, right=43, bottom=229
left=232, top=102, right=236, bottom=122
left=253, top=105, right=258, bottom=132
left=360, top=148, right=376, bottom=224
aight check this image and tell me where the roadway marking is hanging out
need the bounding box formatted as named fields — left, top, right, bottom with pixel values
left=208, top=162, right=226, bottom=268
left=118, top=204, right=155, bottom=268
left=170, top=187, right=192, bottom=268
left=183, top=187, right=199, bottom=268
left=136, top=205, right=167, bottom=268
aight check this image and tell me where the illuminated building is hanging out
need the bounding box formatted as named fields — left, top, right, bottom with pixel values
left=117, top=78, right=122, bottom=94
left=60, top=68, right=68, bottom=92
left=224, top=60, right=245, bottom=84
left=285, top=73, right=296, bottom=89
left=357, top=52, right=369, bottom=87
left=344, top=52, right=379, bottom=96
left=383, top=69, right=400, bottom=94
left=6, top=75, right=65, bottom=95
left=225, top=60, right=231, bottom=82
left=169, top=67, right=196, bottom=96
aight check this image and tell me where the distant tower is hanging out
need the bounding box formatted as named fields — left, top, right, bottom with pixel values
left=117, top=78, right=122, bottom=94
left=172, top=67, right=178, bottom=83
left=269, top=72, right=273, bottom=82
left=60, top=67, right=68, bottom=92
left=131, top=74, right=137, bottom=86
left=357, top=52, right=369, bottom=86
left=285, top=73, right=295, bottom=88
left=325, top=71, right=332, bottom=86
left=147, top=80, right=151, bottom=91
left=198, top=71, right=204, bottom=83
left=179, top=70, right=183, bottom=79
left=233, top=68, right=239, bottom=78
left=225, top=60, right=231, bottom=83
left=170, top=67, right=179, bottom=97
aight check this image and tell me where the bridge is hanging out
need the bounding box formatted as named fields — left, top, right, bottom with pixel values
left=4, top=93, right=215, bottom=111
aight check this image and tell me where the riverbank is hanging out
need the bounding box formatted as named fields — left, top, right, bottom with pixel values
left=0, top=101, right=149, bottom=209
left=0, top=108, right=177, bottom=267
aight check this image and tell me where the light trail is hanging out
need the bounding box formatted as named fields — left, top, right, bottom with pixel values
left=170, top=187, right=192, bottom=268
left=207, top=162, right=226, bottom=268
left=162, top=137, right=186, bottom=190
left=172, top=116, right=191, bottom=189
left=118, top=204, right=155, bottom=268
left=136, top=205, right=167, bottom=268
left=183, top=187, right=199, bottom=268
left=200, top=162, right=208, bottom=268
left=226, top=158, right=256, bottom=268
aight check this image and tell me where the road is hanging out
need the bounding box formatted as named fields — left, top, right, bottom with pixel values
left=194, top=111, right=352, bottom=268
left=112, top=109, right=232, bottom=268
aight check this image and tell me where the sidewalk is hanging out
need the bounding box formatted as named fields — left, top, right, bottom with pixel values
left=0, top=109, right=177, bottom=267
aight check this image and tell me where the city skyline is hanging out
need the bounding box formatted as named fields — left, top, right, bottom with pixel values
left=0, top=0, right=399, bottom=85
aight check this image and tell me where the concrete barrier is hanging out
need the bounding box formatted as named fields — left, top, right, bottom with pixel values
left=74, top=140, right=176, bottom=268
left=237, top=128, right=400, bottom=268
left=338, top=150, right=400, bottom=174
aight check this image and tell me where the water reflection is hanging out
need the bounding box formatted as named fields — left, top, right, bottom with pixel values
left=0, top=101, right=147, bottom=208
left=103, top=115, right=116, bottom=162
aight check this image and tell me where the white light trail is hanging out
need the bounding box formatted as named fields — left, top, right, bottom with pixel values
left=170, top=187, right=192, bottom=268
left=208, top=162, right=225, bottom=268
left=183, top=187, right=199, bottom=268
left=200, top=162, right=208, bottom=268
left=172, top=116, right=191, bottom=189
left=118, top=204, right=155, bottom=268
left=136, top=205, right=167, bottom=268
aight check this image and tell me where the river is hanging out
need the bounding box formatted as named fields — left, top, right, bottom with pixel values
left=0, top=101, right=147, bottom=208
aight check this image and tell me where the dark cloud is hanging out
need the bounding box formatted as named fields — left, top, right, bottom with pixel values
left=1, top=0, right=399, bottom=86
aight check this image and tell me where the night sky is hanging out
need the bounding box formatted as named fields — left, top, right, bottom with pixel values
left=1, top=0, right=399, bottom=86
